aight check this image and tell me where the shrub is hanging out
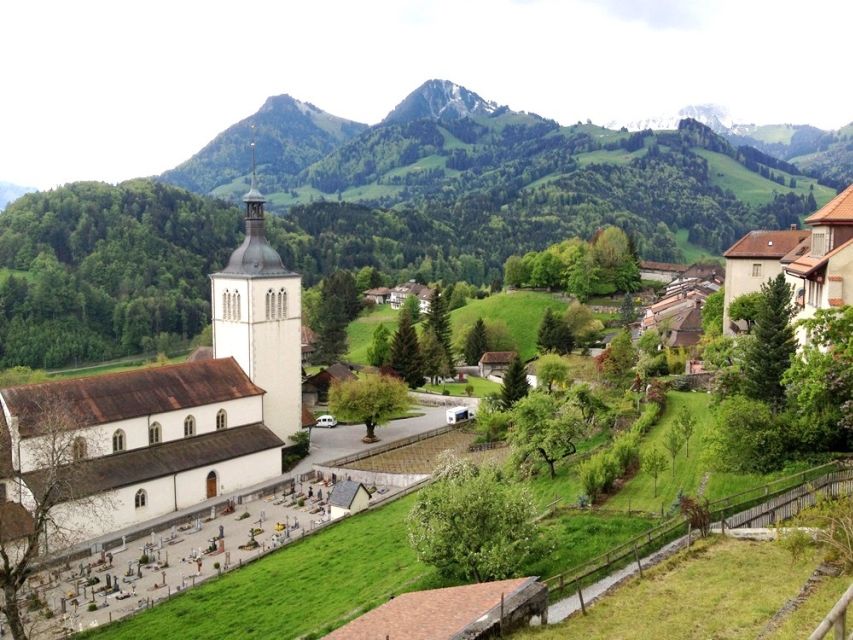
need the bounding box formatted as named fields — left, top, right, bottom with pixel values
left=645, top=379, right=668, bottom=407
left=579, top=457, right=605, bottom=503
left=632, top=402, right=662, bottom=435
left=87, top=603, right=98, bottom=612
left=139, top=554, right=150, bottom=565
left=213, top=562, right=221, bottom=570
left=669, top=375, right=691, bottom=391
left=611, top=430, right=640, bottom=471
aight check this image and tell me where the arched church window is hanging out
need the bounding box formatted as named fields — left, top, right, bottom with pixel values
left=149, top=422, right=161, bottom=445
left=184, top=415, right=196, bottom=437
left=216, top=409, right=227, bottom=431
left=72, top=437, right=87, bottom=461
left=112, top=429, right=125, bottom=453
left=278, top=288, right=286, bottom=318
left=134, top=489, right=147, bottom=508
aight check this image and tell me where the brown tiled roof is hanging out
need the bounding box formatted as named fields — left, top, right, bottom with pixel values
left=805, top=184, right=853, bottom=224
left=325, top=577, right=534, bottom=640
left=364, top=287, right=391, bottom=295
left=0, top=502, right=35, bottom=542
left=22, top=423, right=283, bottom=499
left=302, top=407, right=316, bottom=428
left=781, top=237, right=812, bottom=264
left=786, top=237, right=853, bottom=277
left=1, top=358, right=264, bottom=437
left=479, top=351, right=517, bottom=365
left=0, top=410, right=13, bottom=477
left=724, top=229, right=811, bottom=258
left=639, top=260, right=688, bottom=272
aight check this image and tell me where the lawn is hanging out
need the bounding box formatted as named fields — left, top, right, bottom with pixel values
left=450, top=291, right=568, bottom=361
left=421, top=376, right=501, bottom=397
left=513, top=536, right=829, bottom=640
left=345, top=304, right=399, bottom=364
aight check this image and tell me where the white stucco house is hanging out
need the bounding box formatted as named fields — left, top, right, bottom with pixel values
left=722, top=227, right=810, bottom=335
left=0, top=172, right=303, bottom=539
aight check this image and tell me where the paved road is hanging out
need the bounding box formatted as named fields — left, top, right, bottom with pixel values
left=293, top=405, right=448, bottom=473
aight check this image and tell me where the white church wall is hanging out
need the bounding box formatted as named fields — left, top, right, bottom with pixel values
left=154, top=396, right=263, bottom=443
left=211, top=277, right=252, bottom=377
left=174, top=447, right=281, bottom=509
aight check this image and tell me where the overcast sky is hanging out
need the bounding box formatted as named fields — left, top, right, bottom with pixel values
left=2, top=0, right=851, bottom=189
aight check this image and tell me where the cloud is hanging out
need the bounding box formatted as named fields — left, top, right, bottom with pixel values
left=585, top=0, right=710, bottom=29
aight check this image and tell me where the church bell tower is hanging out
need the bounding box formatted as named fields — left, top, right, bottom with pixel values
left=210, top=139, right=302, bottom=443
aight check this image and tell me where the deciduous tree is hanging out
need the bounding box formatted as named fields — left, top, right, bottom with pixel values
left=535, top=354, right=570, bottom=393
left=642, top=448, right=668, bottom=497
left=329, top=374, right=410, bottom=442
left=407, top=457, right=540, bottom=582
left=508, top=392, right=584, bottom=478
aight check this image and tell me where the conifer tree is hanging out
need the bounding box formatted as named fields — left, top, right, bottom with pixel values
left=421, top=327, right=450, bottom=384
left=619, top=293, right=636, bottom=327
left=463, top=318, right=489, bottom=365
left=390, top=309, right=423, bottom=388
left=424, top=284, right=453, bottom=370
left=743, top=274, right=796, bottom=411
left=500, top=355, right=529, bottom=409
left=367, top=323, right=392, bottom=367
left=537, top=307, right=574, bottom=355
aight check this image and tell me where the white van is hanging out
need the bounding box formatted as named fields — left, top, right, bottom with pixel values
left=315, top=414, right=338, bottom=428
left=446, top=406, right=475, bottom=424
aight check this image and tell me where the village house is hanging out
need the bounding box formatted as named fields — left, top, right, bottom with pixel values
left=363, top=286, right=391, bottom=305
left=722, top=226, right=811, bottom=335
left=783, top=184, right=853, bottom=341
left=0, top=169, right=304, bottom=539
left=478, top=351, right=517, bottom=378
left=301, top=362, right=356, bottom=407
left=639, top=260, right=688, bottom=283
left=389, top=280, right=433, bottom=313
left=301, top=325, right=317, bottom=363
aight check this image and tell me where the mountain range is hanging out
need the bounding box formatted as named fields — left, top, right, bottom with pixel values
left=158, top=79, right=853, bottom=210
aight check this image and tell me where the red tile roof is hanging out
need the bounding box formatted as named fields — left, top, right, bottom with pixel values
left=639, top=260, right=687, bottom=272
left=805, top=184, right=853, bottom=224
left=724, top=229, right=811, bottom=258
left=324, top=578, right=533, bottom=640
left=1, top=358, right=264, bottom=437
left=780, top=237, right=812, bottom=264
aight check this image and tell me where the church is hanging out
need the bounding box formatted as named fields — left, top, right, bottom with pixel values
left=0, top=167, right=303, bottom=539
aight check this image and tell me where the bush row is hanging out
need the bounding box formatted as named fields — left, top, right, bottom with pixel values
left=578, top=394, right=666, bottom=503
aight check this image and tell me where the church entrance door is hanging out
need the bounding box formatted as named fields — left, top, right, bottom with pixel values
left=206, top=471, right=217, bottom=499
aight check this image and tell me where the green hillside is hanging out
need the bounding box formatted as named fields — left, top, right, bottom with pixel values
left=450, top=291, right=568, bottom=361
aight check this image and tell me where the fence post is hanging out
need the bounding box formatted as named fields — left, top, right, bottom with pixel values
left=633, top=545, right=643, bottom=578
left=575, top=579, right=586, bottom=615
left=559, top=574, right=564, bottom=594
left=833, top=607, right=845, bottom=640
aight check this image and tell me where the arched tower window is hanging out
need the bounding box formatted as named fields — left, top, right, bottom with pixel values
left=149, top=422, right=161, bottom=445
left=72, top=437, right=87, bottom=461
left=266, top=289, right=274, bottom=320
left=134, top=489, right=147, bottom=508
left=184, top=415, right=196, bottom=437
left=216, top=409, right=227, bottom=431
left=234, top=292, right=241, bottom=321
left=112, top=429, right=125, bottom=453
left=223, top=290, right=230, bottom=321
left=278, top=288, right=286, bottom=318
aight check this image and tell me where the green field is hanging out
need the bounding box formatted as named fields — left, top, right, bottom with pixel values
left=47, top=353, right=190, bottom=380
left=674, top=228, right=722, bottom=264
left=421, top=376, right=501, bottom=397
left=345, top=304, right=399, bottom=364
left=694, top=148, right=835, bottom=207
left=574, top=148, right=645, bottom=167
left=514, top=536, right=829, bottom=640
left=450, top=291, right=568, bottom=361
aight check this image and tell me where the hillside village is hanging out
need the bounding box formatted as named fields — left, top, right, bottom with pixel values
left=1, top=8, right=853, bottom=635
left=0, top=155, right=847, bottom=640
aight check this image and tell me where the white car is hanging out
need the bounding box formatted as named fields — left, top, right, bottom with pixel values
left=315, top=414, right=338, bottom=428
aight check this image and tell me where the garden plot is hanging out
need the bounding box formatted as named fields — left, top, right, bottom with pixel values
left=342, top=430, right=509, bottom=475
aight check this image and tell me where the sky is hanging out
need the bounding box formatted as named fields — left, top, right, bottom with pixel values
left=2, top=0, right=852, bottom=189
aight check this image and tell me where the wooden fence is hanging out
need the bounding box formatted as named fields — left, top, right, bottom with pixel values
left=543, top=459, right=853, bottom=599
left=808, top=583, right=853, bottom=640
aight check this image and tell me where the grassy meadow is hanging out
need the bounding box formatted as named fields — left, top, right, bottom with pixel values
left=513, top=537, right=828, bottom=640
